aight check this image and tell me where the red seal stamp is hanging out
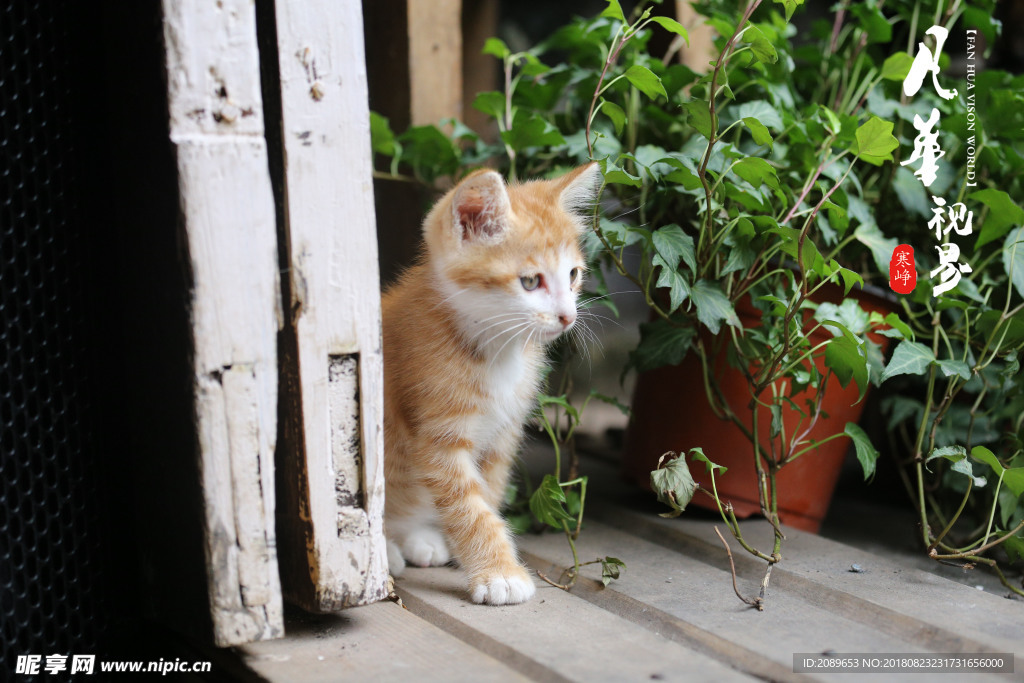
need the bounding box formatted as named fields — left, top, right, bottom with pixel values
left=889, top=244, right=916, bottom=294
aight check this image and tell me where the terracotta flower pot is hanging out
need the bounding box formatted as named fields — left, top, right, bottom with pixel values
left=623, top=287, right=896, bottom=533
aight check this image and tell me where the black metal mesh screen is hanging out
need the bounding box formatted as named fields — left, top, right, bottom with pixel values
left=1, top=0, right=106, bottom=672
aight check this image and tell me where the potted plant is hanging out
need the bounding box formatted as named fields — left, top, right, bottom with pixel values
left=840, top=0, right=1024, bottom=597
left=372, top=0, right=900, bottom=604
left=371, top=0, right=1023, bottom=603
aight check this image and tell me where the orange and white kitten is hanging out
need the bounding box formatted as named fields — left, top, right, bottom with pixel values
left=382, top=163, right=601, bottom=605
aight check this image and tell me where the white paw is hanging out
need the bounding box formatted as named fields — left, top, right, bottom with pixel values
left=470, top=570, right=536, bottom=605
left=387, top=539, right=406, bottom=578
left=401, top=527, right=450, bottom=567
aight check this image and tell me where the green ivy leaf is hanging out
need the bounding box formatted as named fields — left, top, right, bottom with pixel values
left=601, top=99, right=627, bottom=136
left=853, top=116, right=899, bottom=166
left=883, top=312, right=915, bottom=341
left=628, top=319, right=696, bottom=373
left=599, top=157, right=643, bottom=187
left=600, top=557, right=627, bottom=586
left=369, top=111, right=396, bottom=156
left=537, top=394, right=580, bottom=422
left=473, top=91, right=506, bottom=118
left=735, top=100, right=783, bottom=130
left=588, top=390, right=631, bottom=417
left=1001, top=226, right=1024, bottom=301
left=601, top=0, right=626, bottom=22
left=732, top=157, right=779, bottom=191
left=482, top=37, right=511, bottom=60
left=742, top=117, right=773, bottom=148
left=892, top=167, right=932, bottom=218
left=501, top=112, right=565, bottom=151
left=881, top=52, right=914, bottom=81
left=624, top=64, right=668, bottom=100
left=972, top=446, right=1024, bottom=499
left=845, top=422, right=879, bottom=480
left=744, top=24, right=778, bottom=64
left=652, top=224, right=697, bottom=274
left=880, top=340, right=936, bottom=382
left=684, top=101, right=712, bottom=139
left=691, top=280, right=740, bottom=334
left=973, top=189, right=1024, bottom=249
left=928, top=446, right=986, bottom=486
left=1005, top=535, right=1024, bottom=563
left=936, top=359, right=972, bottom=381
left=519, top=54, right=550, bottom=77
left=529, top=474, right=575, bottom=529
left=398, top=125, right=460, bottom=182
left=772, top=0, right=803, bottom=22
left=649, top=16, right=689, bottom=45
left=650, top=452, right=697, bottom=518
left=854, top=222, right=898, bottom=275
left=816, top=299, right=870, bottom=336
left=691, top=447, right=727, bottom=474
left=654, top=255, right=691, bottom=313
left=837, top=267, right=864, bottom=295
left=817, top=105, right=842, bottom=135
left=825, top=334, right=869, bottom=398
left=850, top=3, right=892, bottom=43
left=926, top=445, right=967, bottom=463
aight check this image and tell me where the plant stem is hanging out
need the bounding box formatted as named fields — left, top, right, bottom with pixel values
left=697, top=0, right=763, bottom=249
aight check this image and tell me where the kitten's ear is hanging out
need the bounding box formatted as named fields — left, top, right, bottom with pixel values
left=451, top=170, right=510, bottom=244
left=556, top=163, right=603, bottom=219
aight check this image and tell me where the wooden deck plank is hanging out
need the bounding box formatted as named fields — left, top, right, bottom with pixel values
left=516, top=520, right=1011, bottom=683
left=567, top=452, right=1024, bottom=658
left=240, top=601, right=528, bottom=682
left=395, top=566, right=755, bottom=683
left=520, top=548, right=801, bottom=683
left=596, top=507, right=1024, bottom=658
left=237, top=448, right=1022, bottom=681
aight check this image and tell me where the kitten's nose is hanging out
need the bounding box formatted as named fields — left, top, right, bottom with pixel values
left=558, top=312, right=576, bottom=329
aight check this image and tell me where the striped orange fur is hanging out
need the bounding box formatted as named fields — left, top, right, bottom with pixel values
left=382, top=164, right=601, bottom=605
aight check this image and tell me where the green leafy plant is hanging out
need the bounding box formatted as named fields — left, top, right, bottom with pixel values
left=371, top=0, right=1024, bottom=602
left=528, top=389, right=628, bottom=589
left=847, top=0, right=1024, bottom=597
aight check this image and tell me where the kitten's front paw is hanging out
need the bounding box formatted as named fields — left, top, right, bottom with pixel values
left=470, top=567, right=536, bottom=605
left=387, top=539, right=406, bottom=578
left=402, top=527, right=451, bottom=568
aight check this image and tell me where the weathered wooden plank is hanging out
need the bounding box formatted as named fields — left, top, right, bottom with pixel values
left=161, top=0, right=284, bottom=647
left=241, top=600, right=529, bottom=683
left=461, top=0, right=500, bottom=136
left=597, top=507, right=1024, bottom=658
left=270, top=0, right=389, bottom=611
left=395, top=566, right=754, bottom=682
left=408, top=0, right=463, bottom=127
left=674, top=0, right=717, bottom=72
left=517, top=519, right=1015, bottom=682
left=563, top=454, right=1024, bottom=660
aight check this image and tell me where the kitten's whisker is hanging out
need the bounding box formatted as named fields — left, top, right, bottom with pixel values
left=578, top=290, right=639, bottom=304
left=577, top=310, right=623, bottom=330
left=576, top=313, right=607, bottom=332
left=473, top=311, right=527, bottom=326
left=468, top=315, right=529, bottom=344
left=610, top=205, right=642, bottom=221
left=437, top=287, right=469, bottom=307
left=480, top=321, right=532, bottom=351
left=574, top=319, right=604, bottom=358
left=569, top=326, right=594, bottom=372
left=487, top=325, right=533, bottom=372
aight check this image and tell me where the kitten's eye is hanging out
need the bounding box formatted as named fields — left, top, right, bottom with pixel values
left=570, top=267, right=581, bottom=285
left=520, top=274, right=541, bottom=291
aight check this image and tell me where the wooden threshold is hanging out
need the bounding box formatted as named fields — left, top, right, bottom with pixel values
left=240, top=452, right=1023, bottom=682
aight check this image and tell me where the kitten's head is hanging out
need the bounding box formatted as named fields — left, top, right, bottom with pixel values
left=423, top=164, right=602, bottom=351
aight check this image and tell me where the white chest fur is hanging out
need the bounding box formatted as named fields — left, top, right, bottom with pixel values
left=470, top=345, right=539, bottom=451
